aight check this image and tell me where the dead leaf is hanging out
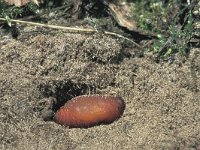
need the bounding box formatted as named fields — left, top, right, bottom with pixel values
left=102, top=0, right=157, bottom=38
left=101, top=1, right=137, bottom=31
left=4, top=0, right=39, bottom=7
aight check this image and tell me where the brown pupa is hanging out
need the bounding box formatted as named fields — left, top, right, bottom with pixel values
left=54, top=95, right=125, bottom=128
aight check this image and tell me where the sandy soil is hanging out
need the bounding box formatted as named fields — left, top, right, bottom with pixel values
left=0, top=20, right=200, bottom=150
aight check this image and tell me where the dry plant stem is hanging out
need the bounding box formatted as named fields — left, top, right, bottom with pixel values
left=0, top=18, right=143, bottom=49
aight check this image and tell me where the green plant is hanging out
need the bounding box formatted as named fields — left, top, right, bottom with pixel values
left=131, top=0, right=194, bottom=59
left=157, top=5, right=193, bottom=59
left=0, top=2, right=38, bottom=20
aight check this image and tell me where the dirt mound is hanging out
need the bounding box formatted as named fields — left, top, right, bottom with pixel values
left=0, top=26, right=200, bottom=149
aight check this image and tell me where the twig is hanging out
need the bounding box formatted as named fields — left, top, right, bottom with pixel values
left=104, top=31, right=142, bottom=49
left=0, top=17, right=95, bottom=32
left=0, top=17, right=143, bottom=49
